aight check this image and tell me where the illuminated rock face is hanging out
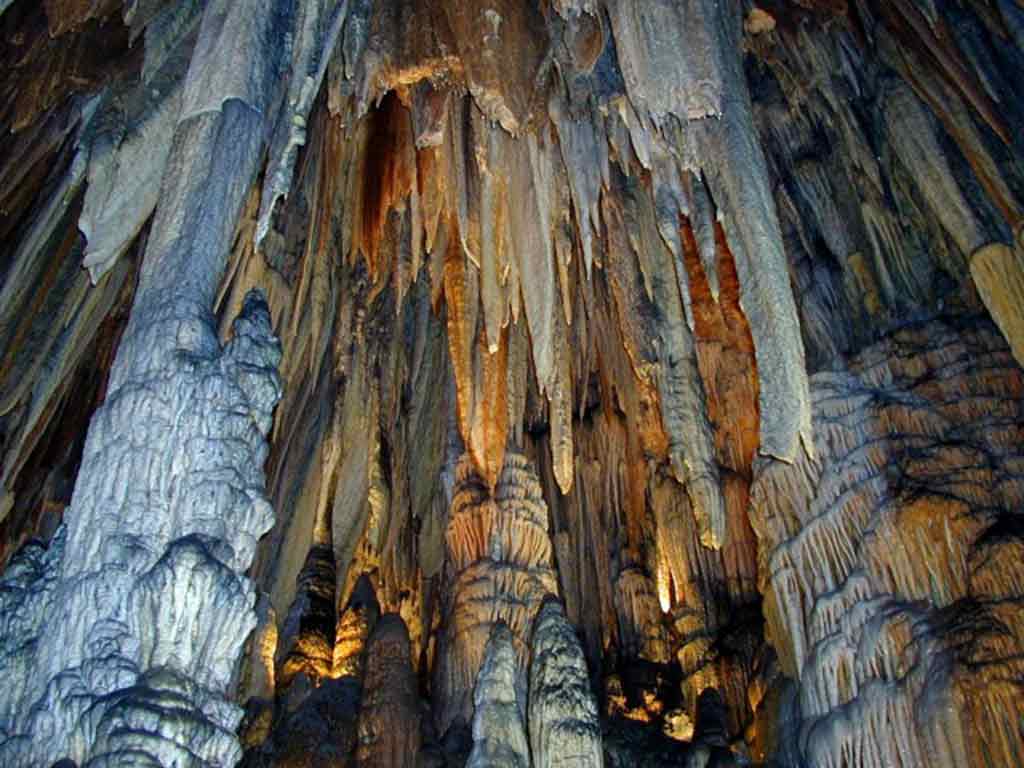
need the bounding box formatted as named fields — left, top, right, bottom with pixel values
left=3, top=1, right=1024, bottom=767
left=751, top=318, right=1024, bottom=768
left=433, top=452, right=560, bottom=742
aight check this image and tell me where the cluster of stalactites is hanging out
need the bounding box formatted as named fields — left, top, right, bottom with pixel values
left=27, top=0, right=1024, bottom=576
left=65, top=0, right=822, bottom=553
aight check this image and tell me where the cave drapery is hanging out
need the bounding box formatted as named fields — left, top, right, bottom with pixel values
left=2, top=0, right=1024, bottom=765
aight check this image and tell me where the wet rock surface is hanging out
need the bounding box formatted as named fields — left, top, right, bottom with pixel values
left=2, top=1, right=1024, bottom=766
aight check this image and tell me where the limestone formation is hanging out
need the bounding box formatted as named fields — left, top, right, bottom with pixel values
left=750, top=318, right=1024, bottom=767
left=466, top=623, right=531, bottom=768
left=970, top=242, right=1024, bottom=366
left=3, top=0, right=1024, bottom=766
left=0, top=291, right=281, bottom=767
left=356, top=614, right=421, bottom=768
left=276, top=544, right=337, bottom=692
left=434, top=451, right=559, bottom=740
left=528, top=599, right=603, bottom=768
left=333, top=573, right=381, bottom=680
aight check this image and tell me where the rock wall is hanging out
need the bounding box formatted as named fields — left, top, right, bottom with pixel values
left=2, top=0, right=1024, bottom=766
left=751, top=315, right=1024, bottom=766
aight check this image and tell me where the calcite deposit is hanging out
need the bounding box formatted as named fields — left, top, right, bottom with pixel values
left=2, top=0, right=1024, bottom=766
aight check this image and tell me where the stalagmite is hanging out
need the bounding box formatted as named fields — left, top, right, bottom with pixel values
left=466, top=623, right=531, bottom=768
left=528, top=599, right=603, bottom=768
left=434, top=451, right=559, bottom=741
left=334, top=572, right=380, bottom=678
left=750, top=319, right=1024, bottom=767
left=0, top=0, right=284, bottom=762
left=276, top=544, right=336, bottom=691
left=356, top=614, right=421, bottom=768
left=0, top=290, right=281, bottom=767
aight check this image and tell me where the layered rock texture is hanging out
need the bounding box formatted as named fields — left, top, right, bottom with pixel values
left=3, top=0, right=1024, bottom=766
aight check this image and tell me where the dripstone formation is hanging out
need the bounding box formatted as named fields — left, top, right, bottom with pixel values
left=2, top=0, right=1024, bottom=766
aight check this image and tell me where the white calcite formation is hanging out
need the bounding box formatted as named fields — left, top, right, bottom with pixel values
left=466, top=623, right=531, bottom=768
left=0, top=289, right=281, bottom=767
left=528, top=600, right=603, bottom=768
left=78, top=61, right=183, bottom=282
left=0, top=0, right=284, bottom=763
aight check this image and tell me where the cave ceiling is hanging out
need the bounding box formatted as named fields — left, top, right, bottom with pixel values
left=2, top=0, right=1024, bottom=766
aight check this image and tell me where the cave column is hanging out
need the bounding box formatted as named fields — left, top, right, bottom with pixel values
left=0, top=0, right=287, bottom=765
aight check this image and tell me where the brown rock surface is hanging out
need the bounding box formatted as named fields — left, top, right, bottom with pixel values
left=434, top=451, right=560, bottom=739
left=2, top=1, right=1024, bottom=767
left=357, top=614, right=421, bottom=768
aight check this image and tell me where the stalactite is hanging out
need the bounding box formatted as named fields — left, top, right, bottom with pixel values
left=970, top=243, right=1024, bottom=366
left=78, top=54, right=183, bottom=281
left=255, top=0, right=349, bottom=250
left=4, top=0, right=1024, bottom=766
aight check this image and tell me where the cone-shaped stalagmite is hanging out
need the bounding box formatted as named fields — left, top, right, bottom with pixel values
left=529, top=599, right=603, bottom=768
left=467, top=623, right=531, bottom=768
left=434, top=452, right=559, bottom=740
left=357, top=614, right=421, bottom=768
